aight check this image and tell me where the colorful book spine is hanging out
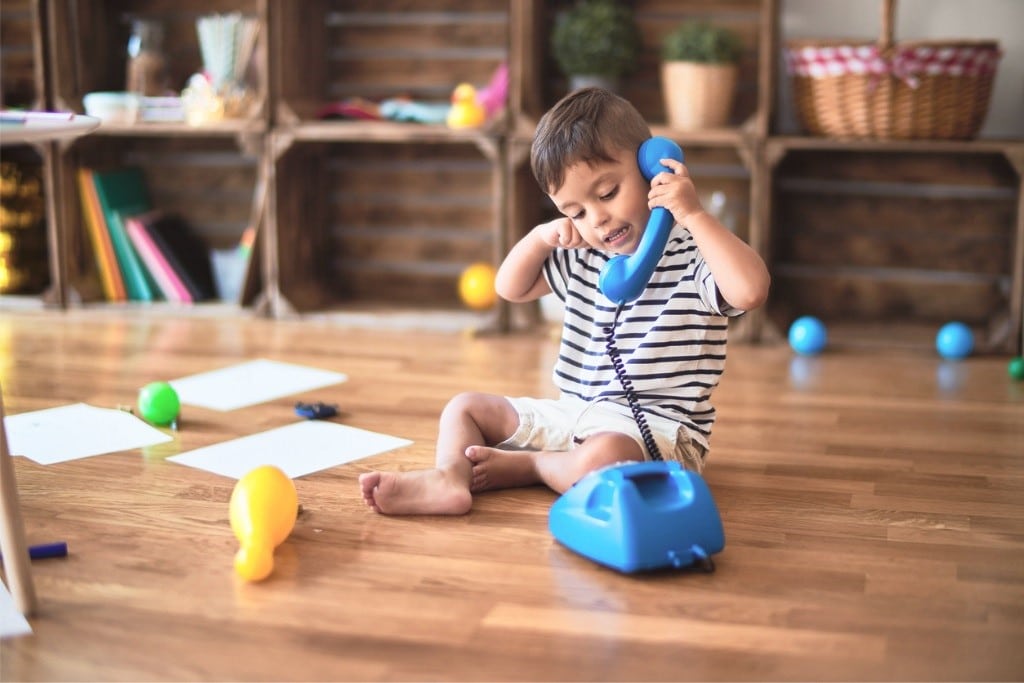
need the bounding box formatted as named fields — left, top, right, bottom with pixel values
left=90, top=168, right=155, bottom=302
left=124, top=214, right=192, bottom=304
left=76, top=168, right=125, bottom=301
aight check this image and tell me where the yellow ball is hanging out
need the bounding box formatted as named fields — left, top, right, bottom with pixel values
left=458, top=262, right=497, bottom=311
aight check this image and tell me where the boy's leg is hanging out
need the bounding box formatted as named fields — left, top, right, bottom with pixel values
left=467, top=431, right=644, bottom=494
left=358, top=392, right=520, bottom=515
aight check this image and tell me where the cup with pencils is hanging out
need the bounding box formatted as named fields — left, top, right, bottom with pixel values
left=183, top=13, right=260, bottom=125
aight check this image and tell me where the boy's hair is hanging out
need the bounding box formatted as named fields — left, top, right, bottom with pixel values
left=531, top=87, right=652, bottom=194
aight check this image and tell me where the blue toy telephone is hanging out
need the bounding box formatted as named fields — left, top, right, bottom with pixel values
left=549, top=461, right=724, bottom=573
left=550, top=136, right=726, bottom=574
left=597, top=136, right=684, bottom=305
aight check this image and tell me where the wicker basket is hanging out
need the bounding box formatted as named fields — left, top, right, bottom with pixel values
left=785, top=0, right=1001, bottom=139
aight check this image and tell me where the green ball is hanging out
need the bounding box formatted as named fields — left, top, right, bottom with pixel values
left=1009, top=357, right=1024, bottom=381
left=138, top=381, right=180, bottom=426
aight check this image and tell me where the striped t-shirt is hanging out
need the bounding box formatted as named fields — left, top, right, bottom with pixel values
left=542, top=225, right=743, bottom=449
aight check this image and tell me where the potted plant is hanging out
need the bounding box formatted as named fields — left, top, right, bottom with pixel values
left=661, top=21, right=744, bottom=130
left=550, top=0, right=642, bottom=93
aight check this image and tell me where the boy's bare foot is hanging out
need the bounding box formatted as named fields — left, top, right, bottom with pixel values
left=358, top=469, right=472, bottom=515
left=465, top=446, right=540, bottom=492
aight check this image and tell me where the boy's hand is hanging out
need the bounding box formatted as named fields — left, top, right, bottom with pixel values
left=648, top=158, right=705, bottom=226
left=537, top=217, right=587, bottom=249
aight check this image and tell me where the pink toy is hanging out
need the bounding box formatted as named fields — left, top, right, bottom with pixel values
left=476, top=62, right=508, bottom=118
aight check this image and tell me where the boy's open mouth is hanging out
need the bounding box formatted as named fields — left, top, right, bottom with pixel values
left=604, top=225, right=629, bottom=245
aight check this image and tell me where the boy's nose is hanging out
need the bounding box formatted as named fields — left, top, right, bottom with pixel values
left=590, top=209, right=611, bottom=231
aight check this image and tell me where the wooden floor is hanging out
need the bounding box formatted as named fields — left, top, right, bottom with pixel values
left=1, top=309, right=1022, bottom=681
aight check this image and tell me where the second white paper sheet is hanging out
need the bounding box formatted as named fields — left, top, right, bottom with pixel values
left=170, top=359, right=348, bottom=412
left=168, top=421, right=412, bottom=479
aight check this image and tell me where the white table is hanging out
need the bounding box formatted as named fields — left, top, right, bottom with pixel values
left=0, top=110, right=100, bottom=616
left=0, top=111, right=100, bottom=145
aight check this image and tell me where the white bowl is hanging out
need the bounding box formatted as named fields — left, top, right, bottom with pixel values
left=83, top=92, right=141, bottom=123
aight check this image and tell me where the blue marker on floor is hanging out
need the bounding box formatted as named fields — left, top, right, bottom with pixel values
left=1, top=541, right=69, bottom=561
left=29, top=541, right=68, bottom=559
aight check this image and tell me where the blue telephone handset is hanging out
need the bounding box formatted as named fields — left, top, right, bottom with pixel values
left=597, top=137, right=684, bottom=305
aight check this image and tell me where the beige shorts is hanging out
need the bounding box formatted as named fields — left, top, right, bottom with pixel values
left=498, top=394, right=707, bottom=472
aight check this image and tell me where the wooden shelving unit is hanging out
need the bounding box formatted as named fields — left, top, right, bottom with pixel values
left=0, top=0, right=56, bottom=308
left=759, top=137, right=1024, bottom=353
left=2, top=0, right=1021, bottom=352
left=263, top=0, right=508, bottom=324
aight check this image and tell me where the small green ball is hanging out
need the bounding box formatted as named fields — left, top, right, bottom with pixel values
left=138, top=381, right=180, bottom=426
left=1009, top=357, right=1024, bottom=381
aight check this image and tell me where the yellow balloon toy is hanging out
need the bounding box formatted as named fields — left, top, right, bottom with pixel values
left=229, top=465, right=298, bottom=582
left=458, top=262, right=497, bottom=311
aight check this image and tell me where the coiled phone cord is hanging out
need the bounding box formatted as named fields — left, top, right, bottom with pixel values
left=604, top=304, right=663, bottom=462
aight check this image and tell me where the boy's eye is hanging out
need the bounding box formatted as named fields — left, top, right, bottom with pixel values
left=564, top=185, right=618, bottom=221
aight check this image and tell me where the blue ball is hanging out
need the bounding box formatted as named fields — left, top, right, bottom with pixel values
left=935, top=322, right=974, bottom=360
left=788, top=316, right=827, bottom=356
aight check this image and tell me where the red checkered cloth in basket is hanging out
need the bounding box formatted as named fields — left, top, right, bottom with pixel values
left=786, top=44, right=1001, bottom=88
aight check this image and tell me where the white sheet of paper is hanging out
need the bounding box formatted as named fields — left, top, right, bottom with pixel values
left=4, top=403, right=173, bottom=465
left=0, top=582, right=33, bottom=639
left=170, top=359, right=348, bottom=411
left=167, top=421, right=412, bottom=479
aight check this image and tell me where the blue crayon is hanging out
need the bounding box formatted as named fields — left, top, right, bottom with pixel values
left=29, top=541, right=68, bottom=559
left=1, top=541, right=68, bottom=560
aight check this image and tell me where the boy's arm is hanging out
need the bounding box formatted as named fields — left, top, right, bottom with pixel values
left=495, top=218, right=579, bottom=302
left=683, top=210, right=770, bottom=312
left=648, top=159, right=770, bottom=311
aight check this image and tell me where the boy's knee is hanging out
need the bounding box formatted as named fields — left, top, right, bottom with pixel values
left=443, top=392, right=480, bottom=416
left=442, top=392, right=518, bottom=443
left=575, top=432, right=643, bottom=473
left=444, top=391, right=505, bottom=419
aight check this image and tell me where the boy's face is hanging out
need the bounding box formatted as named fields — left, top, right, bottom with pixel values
left=548, top=146, right=651, bottom=255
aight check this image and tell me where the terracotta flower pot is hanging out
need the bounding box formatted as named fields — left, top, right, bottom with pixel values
left=661, top=61, right=738, bottom=130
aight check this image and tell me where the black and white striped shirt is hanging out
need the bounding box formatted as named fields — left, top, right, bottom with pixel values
left=542, top=225, right=742, bottom=448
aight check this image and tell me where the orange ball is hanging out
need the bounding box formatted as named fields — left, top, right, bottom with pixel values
left=458, top=262, right=497, bottom=311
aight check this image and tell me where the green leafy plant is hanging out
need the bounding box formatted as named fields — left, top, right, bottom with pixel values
left=550, top=0, right=642, bottom=78
left=662, top=21, right=743, bottom=64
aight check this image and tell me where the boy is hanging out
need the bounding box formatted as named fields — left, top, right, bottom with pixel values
left=359, top=88, right=769, bottom=515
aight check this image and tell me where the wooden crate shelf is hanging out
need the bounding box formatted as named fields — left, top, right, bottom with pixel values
left=57, top=134, right=260, bottom=305
left=265, top=138, right=502, bottom=317
left=3, top=0, right=1021, bottom=353
left=763, top=143, right=1024, bottom=353
left=273, top=0, right=509, bottom=128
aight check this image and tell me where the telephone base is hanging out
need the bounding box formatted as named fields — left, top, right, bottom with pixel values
left=549, top=461, right=724, bottom=573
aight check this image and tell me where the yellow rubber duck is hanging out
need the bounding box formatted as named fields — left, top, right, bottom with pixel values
left=446, top=83, right=486, bottom=129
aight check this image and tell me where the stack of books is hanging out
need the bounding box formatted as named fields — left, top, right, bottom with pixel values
left=77, top=166, right=220, bottom=303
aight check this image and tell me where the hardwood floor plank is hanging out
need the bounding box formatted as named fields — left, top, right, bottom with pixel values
left=1, top=310, right=1022, bottom=681
left=481, top=603, right=888, bottom=659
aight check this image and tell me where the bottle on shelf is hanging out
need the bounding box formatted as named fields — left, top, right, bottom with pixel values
left=126, top=19, right=169, bottom=96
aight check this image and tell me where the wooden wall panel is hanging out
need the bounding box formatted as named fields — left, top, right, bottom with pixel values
left=776, top=195, right=1015, bottom=274
left=769, top=271, right=1004, bottom=326
left=272, top=141, right=495, bottom=311
left=768, top=150, right=1019, bottom=339
left=278, top=0, right=509, bottom=116
left=0, top=0, right=40, bottom=108
left=274, top=144, right=332, bottom=311
left=541, top=0, right=764, bottom=127
left=324, top=143, right=495, bottom=308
